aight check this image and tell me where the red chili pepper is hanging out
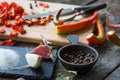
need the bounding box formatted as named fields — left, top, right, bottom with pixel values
left=0, top=41, right=5, bottom=45
left=39, top=2, right=49, bottom=8
left=4, top=20, right=11, bottom=27
left=4, top=39, right=16, bottom=46
left=1, top=1, right=9, bottom=10
left=54, top=8, right=98, bottom=34
left=86, top=18, right=105, bottom=46
left=15, top=15, right=21, bottom=20
left=0, top=28, right=6, bottom=34
left=11, top=23, right=18, bottom=29
left=17, top=27, right=25, bottom=34
left=107, top=30, right=120, bottom=46
left=14, top=5, right=24, bottom=16
left=31, top=19, right=40, bottom=24
left=0, top=19, right=4, bottom=25
left=0, top=9, right=8, bottom=19
left=10, top=30, right=18, bottom=37
left=9, top=2, right=17, bottom=9
left=25, top=20, right=32, bottom=25
left=39, top=20, right=46, bottom=25
left=7, top=11, right=15, bottom=19
left=16, top=18, right=25, bottom=25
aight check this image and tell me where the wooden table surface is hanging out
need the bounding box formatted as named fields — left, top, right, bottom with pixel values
left=0, top=0, right=120, bottom=80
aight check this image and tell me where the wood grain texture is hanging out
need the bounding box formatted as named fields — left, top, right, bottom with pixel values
left=105, top=66, right=120, bottom=80
left=0, top=0, right=94, bottom=46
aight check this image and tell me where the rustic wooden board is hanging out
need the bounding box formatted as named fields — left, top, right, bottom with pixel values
left=0, top=0, right=94, bottom=46
left=0, top=46, right=56, bottom=80
left=105, top=66, right=120, bottom=80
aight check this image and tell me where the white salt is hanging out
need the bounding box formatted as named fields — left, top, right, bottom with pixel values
left=0, top=48, right=19, bottom=69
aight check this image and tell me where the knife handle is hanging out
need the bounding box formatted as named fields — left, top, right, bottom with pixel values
left=75, top=3, right=106, bottom=12
left=83, top=0, right=98, bottom=5
left=60, top=0, right=98, bottom=15
left=80, top=3, right=107, bottom=14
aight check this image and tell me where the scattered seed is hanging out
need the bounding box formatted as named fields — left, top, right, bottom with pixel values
left=34, top=0, right=38, bottom=7
left=29, top=3, right=33, bottom=9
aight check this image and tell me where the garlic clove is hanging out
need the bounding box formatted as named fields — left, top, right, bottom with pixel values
left=25, top=53, right=42, bottom=68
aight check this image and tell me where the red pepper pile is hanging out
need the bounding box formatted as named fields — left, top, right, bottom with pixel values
left=0, top=1, right=26, bottom=36
left=0, top=39, right=15, bottom=46
left=0, top=1, right=53, bottom=46
left=0, top=1, right=53, bottom=37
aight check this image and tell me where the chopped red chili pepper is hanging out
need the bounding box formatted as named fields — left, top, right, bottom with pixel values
left=25, top=20, right=32, bottom=25
left=9, top=2, right=17, bottom=9
left=0, top=41, right=5, bottom=45
left=0, top=1, right=53, bottom=45
left=39, top=20, right=46, bottom=25
left=0, top=28, right=6, bottom=34
left=39, top=2, right=49, bottom=8
left=1, top=1, right=9, bottom=9
left=15, top=15, right=21, bottom=20
left=4, top=39, right=16, bottom=46
left=14, top=5, right=24, bottom=15
left=16, top=18, right=25, bottom=25
left=4, top=20, right=11, bottom=27
left=31, top=19, right=40, bottom=24
left=17, top=27, right=25, bottom=34
left=0, top=19, right=4, bottom=25
left=10, top=30, right=18, bottom=37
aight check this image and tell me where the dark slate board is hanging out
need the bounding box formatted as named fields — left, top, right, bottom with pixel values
left=0, top=46, right=56, bottom=80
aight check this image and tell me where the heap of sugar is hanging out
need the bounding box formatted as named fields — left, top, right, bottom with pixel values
left=0, top=48, right=19, bottom=69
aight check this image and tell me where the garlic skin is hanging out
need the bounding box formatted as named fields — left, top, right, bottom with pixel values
left=25, top=53, right=42, bottom=68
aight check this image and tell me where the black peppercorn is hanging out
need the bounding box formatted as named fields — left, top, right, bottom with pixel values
left=62, top=50, right=95, bottom=64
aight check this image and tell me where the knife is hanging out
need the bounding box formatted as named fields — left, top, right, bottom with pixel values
left=23, top=1, right=99, bottom=20
left=63, top=3, right=107, bottom=22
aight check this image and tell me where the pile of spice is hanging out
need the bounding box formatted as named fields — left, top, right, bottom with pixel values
left=61, top=51, right=95, bottom=64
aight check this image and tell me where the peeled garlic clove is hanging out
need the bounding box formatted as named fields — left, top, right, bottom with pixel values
left=25, top=53, right=42, bottom=68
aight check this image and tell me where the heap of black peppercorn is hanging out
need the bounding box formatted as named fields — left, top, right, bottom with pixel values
left=62, top=51, right=95, bottom=64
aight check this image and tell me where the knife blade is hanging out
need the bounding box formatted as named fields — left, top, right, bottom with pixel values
left=23, top=3, right=104, bottom=20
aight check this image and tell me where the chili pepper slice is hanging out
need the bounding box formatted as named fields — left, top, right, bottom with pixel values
left=10, top=30, right=18, bottom=37
left=0, top=28, right=6, bottom=34
left=4, top=39, right=16, bottom=46
left=9, top=2, right=17, bottom=9
left=0, top=19, right=4, bottom=25
left=14, top=5, right=24, bottom=16
left=17, top=27, right=26, bottom=34
left=107, top=30, right=120, bottom=46
left=1, top=1, right=9, bottom=9
left=16, top=18, right=25, bottom=25
left=4, top=20, right=11, bottom=27
left=0, top=41, right=5, bottom=45
left=39, top=2, right=49, bottom=8
left=86, top=18, right=105, bottom=46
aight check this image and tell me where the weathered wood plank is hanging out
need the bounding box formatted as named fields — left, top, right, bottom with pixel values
left=105, top=66, right=120, bottom=80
